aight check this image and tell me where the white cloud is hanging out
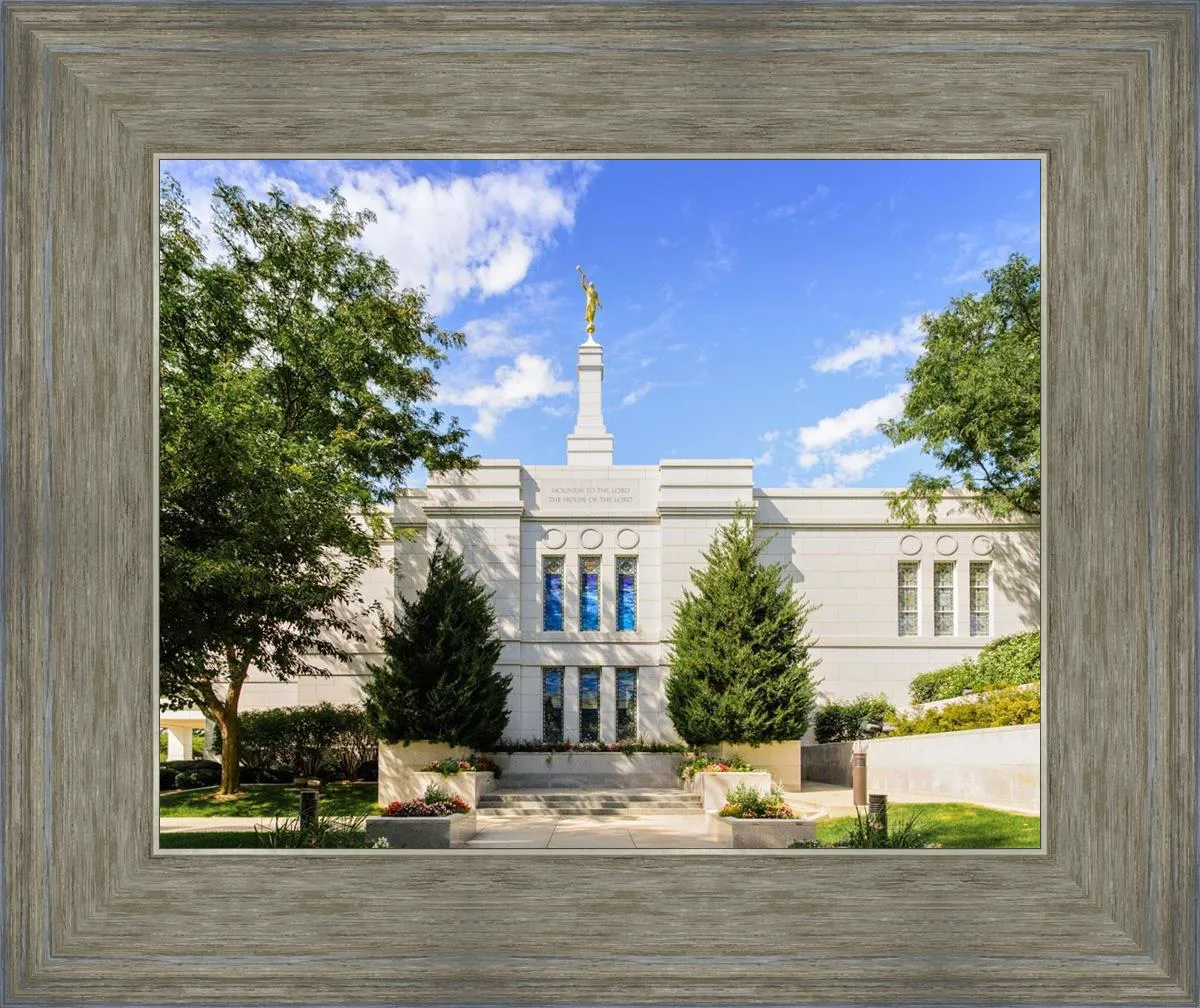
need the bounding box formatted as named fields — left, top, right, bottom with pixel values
left=438, top=353, right=572, bottom=439
left=812, top=315, right=926, bottom=374
left=809, top=444, right=902, bottom=488
left=941, top=218, right=1040, bottom=286
left=796, top=387, right=908, bottom=454
left=755, top=430, right=782, bottom=467
left=162, top=159, right=595, bottom=315
left=459, top=317, right=529, bottom=359
left=767, top=184, right=831, bottom=220
left=621, top=382, right=655, bottom=408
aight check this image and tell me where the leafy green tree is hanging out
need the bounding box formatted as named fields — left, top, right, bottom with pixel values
left=158, top=176, right=474, bottom=794
left=363, top=535, right=510, bottom=751
left=881, top=253, right=1040, bottom=524
left=665, top=507, right=820, bottom=746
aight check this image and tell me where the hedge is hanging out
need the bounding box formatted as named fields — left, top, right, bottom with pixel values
left=814, top=694, right=896, bottom=743
left=908, top=631, right=1040, bottom=704
left=888, top=685, right=1039, bottom=736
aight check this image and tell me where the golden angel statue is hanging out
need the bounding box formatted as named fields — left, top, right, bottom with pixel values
left=577, top=265, right=602, bottom=337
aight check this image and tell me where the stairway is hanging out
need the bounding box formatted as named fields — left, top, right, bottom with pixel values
left=477, top=787, right=704, bottom=817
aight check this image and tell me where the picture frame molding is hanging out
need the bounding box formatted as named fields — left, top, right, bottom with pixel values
left=3, top=2, right=1196, bottom=1004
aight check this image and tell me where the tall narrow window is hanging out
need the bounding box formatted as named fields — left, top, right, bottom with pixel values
left=934, top=562, right=956, bottom=636
left=616, top=557, right=638, bottom=631
left=579, top=556, right=601, bottom=631
left=615, top=668, right=639, bottom=741
left=897, top=562, right=919, bottom=636
left=969, top=562, right=992, bottom=637
left=542, top=668, right=564, bottom=743
left=578, top=668, right=601, bottom=742
left=542, top=556, right=564, bottom=631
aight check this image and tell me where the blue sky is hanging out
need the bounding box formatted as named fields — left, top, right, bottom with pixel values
left=161, top=158, right=1040, bottom=489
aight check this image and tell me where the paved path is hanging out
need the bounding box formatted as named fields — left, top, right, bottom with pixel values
left=161, top=816, right=284, bottom=833
left=465, top=813, right=722, bottom=849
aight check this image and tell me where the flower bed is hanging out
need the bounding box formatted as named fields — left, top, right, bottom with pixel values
left=364, top=784, right=477, bottom=848
left=490, top=739, right=687, bottom=754
left=421, top=754, right=500, bottom=775
left=679, top=752, right=755, bottom=782
left=708, top=784, right=818, bottom=848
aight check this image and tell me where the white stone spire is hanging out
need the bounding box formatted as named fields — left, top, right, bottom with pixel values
left=566, top=336, right=614, bottom=466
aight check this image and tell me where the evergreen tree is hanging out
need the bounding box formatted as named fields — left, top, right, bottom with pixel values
left=665, top=507, right=820, bottom=747
left=363, top=535, right=510, bottom=750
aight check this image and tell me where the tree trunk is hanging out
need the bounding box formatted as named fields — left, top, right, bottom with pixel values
left=218, top=709, right=242, bottom=795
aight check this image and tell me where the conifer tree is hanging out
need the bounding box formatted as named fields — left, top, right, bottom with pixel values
left=665, top=507, right=820, bottom=747
left=363, top=535, right=509, bottom=751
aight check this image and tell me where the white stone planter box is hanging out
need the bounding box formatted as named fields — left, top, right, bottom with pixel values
left=377, top=741, right=473, bottom=806
left=487, top=752, right=684, bottom=788
left=718, top=741, right=804, bottom=791
left=365, top=812, right=477, bottom=849
left=708, top=813, right=817, bottom=849
left=404, top=770, right=494, bottom=807
left=689, top=771, right=773, bottom=813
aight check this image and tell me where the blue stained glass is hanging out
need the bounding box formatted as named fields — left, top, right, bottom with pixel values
left=617, top=557, right=637, bottom=631
left=578, top=668, right=600, bottom=742
left=542, top=668, right=564, bottom=742
left=542, top=556, right=563, bottom=631
left=579, top=557, right=600, bottom=631
left=616, top=668, right=638, bottom=741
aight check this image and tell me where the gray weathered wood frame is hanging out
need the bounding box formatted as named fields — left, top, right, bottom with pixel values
left=4, top=2, right=1197, bottom=1004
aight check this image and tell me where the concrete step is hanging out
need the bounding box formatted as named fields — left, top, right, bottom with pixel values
left=477, top=788, right=703, bottom=817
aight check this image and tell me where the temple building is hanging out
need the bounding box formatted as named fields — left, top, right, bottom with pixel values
left=161, top=326, right=1040, bottom=757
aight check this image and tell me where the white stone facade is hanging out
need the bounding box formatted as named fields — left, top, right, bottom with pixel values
left=191, top=335, right=1041, bottom=744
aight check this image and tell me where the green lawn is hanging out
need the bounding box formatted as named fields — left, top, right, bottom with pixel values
left=158, top=831, right=368, bottom=849
left=814, top=802, right=1040, bottom=849
left=159, top=783, right=378, bottom=818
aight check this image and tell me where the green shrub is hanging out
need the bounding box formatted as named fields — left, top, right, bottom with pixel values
left=161, top=759, right=220, bottom=788
left=889, top=685, right=1039, bottom=736
left=814, top=694, right=896, bottom=743
left=908, top=631, right=1040, bottom=704
left=253, top=814, right=368, bottom=849
left=827, top=807, right=937, bottom=848
left=216, top=704, right=378, bottom=780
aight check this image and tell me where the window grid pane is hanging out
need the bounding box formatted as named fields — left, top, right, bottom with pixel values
left=542, top=556, right=564, bottom=631
left=542, top=668, right=564, bottom=743
left=934, top=562, right=955, bottom=636
left=969, top=562, right=991, bottom=637
left=579, top=556, right=601, bottom=631
left=578, top=668, right=601, bottom=743
left=616, top=557, right=638, bottom=631
left=897, top=562, right=919, bottom=636
left=615, top=668, right=638, bottom=741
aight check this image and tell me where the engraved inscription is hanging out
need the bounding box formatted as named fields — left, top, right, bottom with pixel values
left=541, top=482, right=637, bottom=508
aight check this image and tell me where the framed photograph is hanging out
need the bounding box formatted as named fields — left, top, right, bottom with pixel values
left=4, top=2, right=1196, bottom=1005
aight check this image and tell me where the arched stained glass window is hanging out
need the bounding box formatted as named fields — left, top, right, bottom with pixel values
left=542, top=556, right=564, bottom=631
left=616, top=557, right=637, bottom=631
left=579, top=556, right=600, bottom=631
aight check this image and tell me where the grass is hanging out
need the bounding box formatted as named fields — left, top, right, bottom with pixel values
left=158, top=830, right=368, bottom=850
left=159, top=831, right=267, bottom=849
left=814, top=802, right=1039, bottom=849
left=159, top=783, right=378, bottom=818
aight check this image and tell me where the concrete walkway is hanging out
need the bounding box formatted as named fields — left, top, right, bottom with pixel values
left=161, top=817, right=284, bottom=833
left=466, top=813, right=722, bottom=849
